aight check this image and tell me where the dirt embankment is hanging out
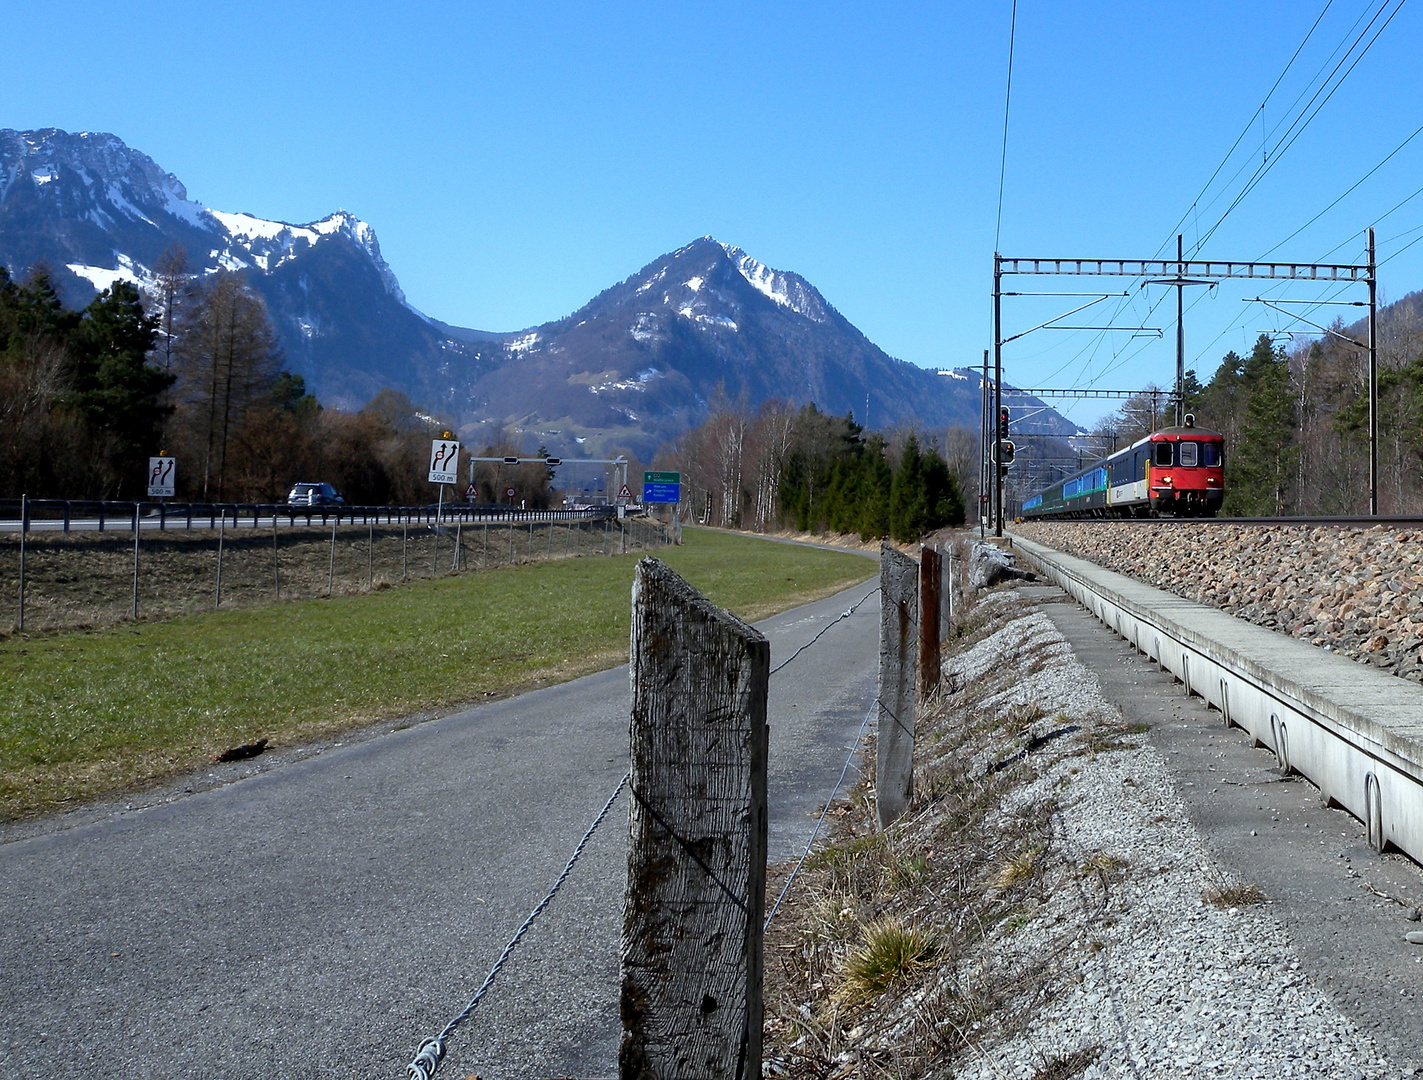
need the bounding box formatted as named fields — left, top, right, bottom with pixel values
left=760, top=584, right=1407, bottom=1080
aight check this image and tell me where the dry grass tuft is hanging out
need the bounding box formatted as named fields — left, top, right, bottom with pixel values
left=1031, top=1044, right=1104, bottom=1080
left=1205, top=882, right=1267, bottom=907
left=835, top=916, right=939, bottom=1004
left=993, top=845, right=1045, bottom=890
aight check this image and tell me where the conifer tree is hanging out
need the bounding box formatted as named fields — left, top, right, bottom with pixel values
left=1226, top=334, right=1296, bottom=515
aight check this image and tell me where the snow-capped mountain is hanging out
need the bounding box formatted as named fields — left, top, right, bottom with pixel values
left=0, top=128, right=449, bottom=407
left=444, top=236, right=1029, bottom=455
left=0, top=129, right=407, bottom=303
left=0, top=128, right=1076, bottom=457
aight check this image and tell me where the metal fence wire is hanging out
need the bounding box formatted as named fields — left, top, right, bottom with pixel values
left=402, top=583, right=882, bottom=1080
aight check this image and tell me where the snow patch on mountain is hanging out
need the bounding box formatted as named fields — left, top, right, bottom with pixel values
left=66, top=253, right=151, bottom=292
left=717, top=242, right=828, bottom=323
left=67, top=263, right=133, bottom=291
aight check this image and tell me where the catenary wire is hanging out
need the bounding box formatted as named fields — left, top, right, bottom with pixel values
left=1193, top=0, right=1407, bottom=255
left=1034, top=3, right=1392, bottom=397
left=1255, top=120, right=1423, bottom=260
left=1150, top=0, right=1338, bottom=263
left=993, top=0, right=1019, bottom=254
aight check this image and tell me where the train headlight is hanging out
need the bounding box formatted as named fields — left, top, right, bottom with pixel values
left=1160, top=475, right=1172, bottom=485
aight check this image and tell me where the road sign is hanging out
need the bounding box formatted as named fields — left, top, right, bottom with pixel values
left=429, top=439, right=460, bottom=485
left=146, top=457, right=175, bottom=497
left=506, top=486, right=517, bottom=499
left=617, top=484, right=633, bottom=503
left=643, top=470, right=681, bottom=504
left=465, top=483, right=478, bottom=499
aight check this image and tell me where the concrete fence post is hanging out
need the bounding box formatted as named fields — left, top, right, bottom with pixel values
left=918, top=544, right=941, bottom=700
left=624, top=556, right=769, bottom=1080
left=940, top=548, right=955, bottom=643
left=876, top=542, right=918, bottom=829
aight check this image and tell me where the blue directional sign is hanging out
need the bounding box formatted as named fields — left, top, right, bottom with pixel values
left=643, top=471, right=681, bottom=504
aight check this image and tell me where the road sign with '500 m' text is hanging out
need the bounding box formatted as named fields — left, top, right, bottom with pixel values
left=429, top=439, right=460, bottom=485
left=147, top=457, right=175, bottom=497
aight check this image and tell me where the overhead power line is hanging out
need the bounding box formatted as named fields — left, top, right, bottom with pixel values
left=1153, top=0, right=1338, bottom=263
left=1193, top=0, right=1407, bottom=255
left=993, top=0, right=1019, bottom=254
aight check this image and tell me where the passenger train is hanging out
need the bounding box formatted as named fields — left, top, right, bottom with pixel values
left=1020, top=416, right=1224, bottom=519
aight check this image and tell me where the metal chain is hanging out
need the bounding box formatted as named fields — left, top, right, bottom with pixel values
left=405, top=770, right=630, bottom=1080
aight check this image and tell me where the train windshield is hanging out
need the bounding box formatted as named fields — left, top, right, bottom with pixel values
left=1179, top=441, right=1197, bottom=466
left=1152, top=442, right=1173, bottom=466
left=1201, top=441, right=1222, bottom=467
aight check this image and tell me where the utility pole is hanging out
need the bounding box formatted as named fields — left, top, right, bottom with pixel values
left=980, top=348, right=989, bottom=538
left=993, top=261, right=1004, bottom=537
left=1176, top=234, right=1185, bottom=427
left=1369, top=226, right=1378, bottom=516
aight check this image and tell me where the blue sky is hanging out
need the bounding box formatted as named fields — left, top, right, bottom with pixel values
left=10, top=1, right=1423, bottom=426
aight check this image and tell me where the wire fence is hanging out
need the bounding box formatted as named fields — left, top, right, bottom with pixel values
left=403, top=581, right=884, bottom=1079
left=3, top=512, right=669, bottom=634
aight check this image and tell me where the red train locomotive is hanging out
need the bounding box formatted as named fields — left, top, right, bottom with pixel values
left=1020, top=416, right=1224, bottom=519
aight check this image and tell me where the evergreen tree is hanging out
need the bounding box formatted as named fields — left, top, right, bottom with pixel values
left=1226, top=334, right=1296, bottom=515
left=66, top=282, right=173, bottom=491
left=889, top=433, right=927, bottom=541
left=858, top=435, right=893, bottom=540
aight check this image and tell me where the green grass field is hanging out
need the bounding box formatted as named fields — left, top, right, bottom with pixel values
left=0, top=529, right=874, bottom=821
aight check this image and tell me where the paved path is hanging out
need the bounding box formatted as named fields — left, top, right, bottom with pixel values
left=0, top=576, right=879, bottom=1080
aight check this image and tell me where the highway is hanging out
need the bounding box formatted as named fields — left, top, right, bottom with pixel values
left=0, top=573, right=879, bottom=1080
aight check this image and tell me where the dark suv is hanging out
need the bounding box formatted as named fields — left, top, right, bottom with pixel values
left=286, top=482, right=344, bottom=507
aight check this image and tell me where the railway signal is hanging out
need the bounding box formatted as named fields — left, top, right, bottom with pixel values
left=998, top=407, right=1011, bottom=438
left=994, top=439, right=1015, bottom=466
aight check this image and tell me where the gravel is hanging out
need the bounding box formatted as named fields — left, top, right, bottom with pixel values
left=776, top=583, right=1419, bottom=1079
left=1011, top=522, right=1423, bottom=679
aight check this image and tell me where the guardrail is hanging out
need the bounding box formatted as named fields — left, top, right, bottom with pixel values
left=0, top=498, right=622, bottom=533
left=1012, top=532, right=1423, bottom=864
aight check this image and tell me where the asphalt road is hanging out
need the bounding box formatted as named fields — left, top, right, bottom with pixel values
left=0, top=572, right=879, bottom=1080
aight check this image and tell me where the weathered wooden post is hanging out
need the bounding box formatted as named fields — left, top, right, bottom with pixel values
left=624, top=557, right=769, bottom=1080
left=876, top=543, right=918, bottom=829
left=918, top=544, right=941, bottom=700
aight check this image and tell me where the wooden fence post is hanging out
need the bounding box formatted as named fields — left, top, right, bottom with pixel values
left=918, top=545, right=941, bottom=700
left=624, top=556, right=769, bottom=1080
left=876, top=543, right=918, bottom=829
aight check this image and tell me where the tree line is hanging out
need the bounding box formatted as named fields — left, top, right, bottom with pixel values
left=0, top=256, right=561, bottom=506
left=654, top=398, right=968, bottom=541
